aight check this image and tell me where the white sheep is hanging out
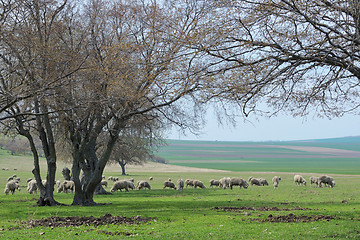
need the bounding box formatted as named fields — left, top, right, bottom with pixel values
left=219, top=177, right=231, bottom=189
left=318, top=175, right=335, bottom=188
left=136, top=180, right=151, bottom=190
left=209, top=179, right=220, bottom=188
left=101, top=180, right=108, bottom=188
left=272, top=176, right=281, bottom=188
left=177, top=179, right=184, bottom=190
left=229, top=177, right=249, bottom=190
left=163, top=181, right=176, bottom=189
left=57, top=180, right=75, bottom=193
left=149, top=177, right=153, bottom=181
left=248, top=177, right=261, bottom=186
left=259, top=178, right=269, bottom=186
left=185, top=179, right=194, bottom=188
left=193, top=180, right=206, bottom=189
left=27, top=179, right=38, bottom=194
left=309, top=176, right=319, bottom=187
left=111, top=180, right=130, bottom=192
left=128, top=181, right=135, bottom=190
left=26, top=178, right=33, bottom=183
left=294, top=175, right=307, bottom=186
left=4, top=180, right=20, bottom=195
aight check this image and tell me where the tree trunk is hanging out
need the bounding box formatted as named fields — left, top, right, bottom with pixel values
left=118, top=160, right=127, bottom=175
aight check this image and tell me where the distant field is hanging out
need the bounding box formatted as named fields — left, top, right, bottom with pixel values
left=156, top=138, right=360, bottom=175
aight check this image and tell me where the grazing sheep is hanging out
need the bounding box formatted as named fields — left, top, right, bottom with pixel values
left=185, top=179, right=194, bottom=188
left=111, top=180, right=132, bottom=192
left=12, top=174, right=17, bottom=178
left=209, top=179, right=220, bottom=188
left=57, top=180, right=75, bottom=193
left=128, top=181, right=135, bottom=190
left=136, top=180, right=151, bottom=190
left=168, top=178, right=172, bottom=182
left=102, top=175, right=105, bottom=179
left=7, top=176, right=13, bottom=182
left=259, top=178, right=269, bottom=186
left=127, top=178, right=135, bottom=183
left=27, top=179, right=38, bottom=194
left=101, top=180, right=108, bottom=188
left=108, top=176, right=119, bottom=182
left=177, top=179, right=184, bottom=190
left=294, top=175, right=307, bottom=186
left=309, top=176, right=319, bottom=187
left=219, top=177, right=231, bottom=189
left=4, top=180, right=20, bottom=195
left=272, top=176, right=281, bottom=188
left=56, top=180, right=61, bottom=188
left=318, top=175, right=335, bottom=188
left=193, top=180, right=206, bottom=189
left=26, top=178, right=33, bottom=183
left=229, top=177, right=249, bottom=190
left=248, top=177, right=261, bottom=186
left=13, top=168, right=17, bottom=171
left=163, top=181, right=176, bottom=189
left=149, top=177, right=153, bottom=181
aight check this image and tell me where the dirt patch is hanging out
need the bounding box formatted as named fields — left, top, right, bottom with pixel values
left=254, top=213, right=335, bottom=223
left=24, top=213, right=154, bottom=228
left=212, top=206, right=312, bottom=212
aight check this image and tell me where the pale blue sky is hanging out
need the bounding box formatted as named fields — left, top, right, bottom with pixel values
left=167, top=112, right=360, bottom=142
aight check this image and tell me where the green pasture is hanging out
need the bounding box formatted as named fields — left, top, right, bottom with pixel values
left=157, top=139, right=360, bottom=175
left=0, top=139, right=360, bottom=239
left=0, top=169, right=360, bottom=239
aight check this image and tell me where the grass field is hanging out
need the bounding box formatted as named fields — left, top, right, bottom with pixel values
left=0, top=138, right=359, bottom=239
left=156, top=139, right=360, bottom=174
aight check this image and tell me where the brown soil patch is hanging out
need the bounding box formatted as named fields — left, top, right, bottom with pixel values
left=213, top=206, right=312, bottom=212
left=25, top=213, right=154, bottom=228
left=255, top=213, right=335, bottom=223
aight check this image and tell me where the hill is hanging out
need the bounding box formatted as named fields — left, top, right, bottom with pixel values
left=155, top=136, right=360, bottom=175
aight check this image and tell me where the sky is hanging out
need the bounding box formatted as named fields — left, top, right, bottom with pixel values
left=166, top=111, right=360, bottom=142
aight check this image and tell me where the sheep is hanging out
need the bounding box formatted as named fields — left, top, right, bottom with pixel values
left=229, top=177, right=249, bottom=190
left=7, top=176, right=13, bottom=182
left=4, top=180, right=20, bottom=195
left=56, top=180, right=61, bottom=188
left=193, top=180, right=206, bottom=189
left=127, top=178, right=134, bottom=183
left=248, top=177, right=261, bottom=186
left=177, top=179, right=184, bottom=190
left=102, top=175, right=105, bottom=179
left=294, top=175, right=307, bottom=186
left=57, top=180, right=75, bottom=193
left=101, top=180, right=108, bottom=188
left=149, top=177, right=153, bottom=181
left=136, top=180, right=151, bottom=190
left=163, top=181, right=176, bottom=189
left=309, top=176, right=319, bottom=187
left=128, top=181, right=135, bottom=190
left=108, top=176, right=119, bottom=182
left=209, top=179, right=220, bottom=188
left=26, top=178, right=33, bottom=183
left=27, top=179, right=38, bottom=194
left=185, top=179, right=194, bottom=188
left=318, top=175, right=335, bottom=188
left=259, top=178, right=269, bottom=186
left=219, top=177, right=231, bottom=189
left=110, top=180, right=133, bottom=192
left=272, top=176, right=281, bottom=188
left=12, top=174, right=17, bottom=178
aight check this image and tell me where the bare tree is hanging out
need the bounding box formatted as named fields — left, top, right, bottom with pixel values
left=197, top=0, right=360, bottom=118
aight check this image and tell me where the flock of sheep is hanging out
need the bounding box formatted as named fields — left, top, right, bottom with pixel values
left=3, top=173, right=336, bottom=195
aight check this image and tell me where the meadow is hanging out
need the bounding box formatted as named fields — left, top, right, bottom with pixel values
left=0, top=138, right=359, bottom=239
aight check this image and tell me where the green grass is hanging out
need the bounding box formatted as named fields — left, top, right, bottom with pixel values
left=0, top=139, right=360, bottom=239
left=0, top=171, right=359, bottom=239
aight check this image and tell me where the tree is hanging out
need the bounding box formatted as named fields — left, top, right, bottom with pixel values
left=0, top=0, right=87, bottom=206
left=197, top=0, right=360, bottom=118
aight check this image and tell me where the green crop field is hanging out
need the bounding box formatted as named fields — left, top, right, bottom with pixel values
left=0, top=138, right=359, bottom=239
left=156, top=138, right=360, bottom=175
